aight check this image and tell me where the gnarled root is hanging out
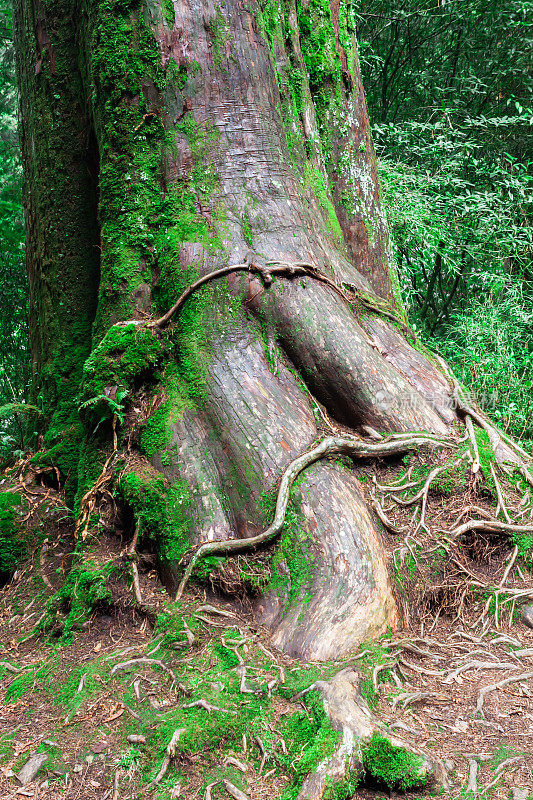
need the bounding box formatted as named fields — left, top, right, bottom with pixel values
left=175, top=433, right=452, bottom=600
left=298, top=668, right=446, bottom=799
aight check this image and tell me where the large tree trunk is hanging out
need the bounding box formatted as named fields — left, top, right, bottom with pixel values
left=10, top=0, right=503, bottom=654
left=11, top=1, right=530, bottom=793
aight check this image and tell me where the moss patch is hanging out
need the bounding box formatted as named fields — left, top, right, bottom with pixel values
left=362, top=733, right=428, bottom=791
left=118, top=470, right=191, bottom=563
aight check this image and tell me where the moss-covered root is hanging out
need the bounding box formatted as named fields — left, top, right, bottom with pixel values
left=297, top=668, right=445, bottom=799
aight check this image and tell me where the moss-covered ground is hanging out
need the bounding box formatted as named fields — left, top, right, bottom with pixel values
left=0, top=499, right=532, bottom=800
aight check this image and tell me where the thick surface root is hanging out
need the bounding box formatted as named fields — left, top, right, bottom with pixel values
left=297, top=668, right=445, bottom=799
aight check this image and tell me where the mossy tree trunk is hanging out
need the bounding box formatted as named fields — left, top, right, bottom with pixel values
left=13, top=0, right=506, bottom=663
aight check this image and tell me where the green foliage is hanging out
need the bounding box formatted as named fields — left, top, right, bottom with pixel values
left=0, top=491, right=25, bottom=576
left=0, top=403, right=42, bottom=420
left=0, top=5, right=29, bottom=460
left=362, top=733, right=427, bottom=791
left=356, top=0, right=533, bottom=447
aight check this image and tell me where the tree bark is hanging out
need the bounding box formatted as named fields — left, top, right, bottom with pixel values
left=11, top=0, right=517, bottom=668
left=14, top=3, right=533, bottom=795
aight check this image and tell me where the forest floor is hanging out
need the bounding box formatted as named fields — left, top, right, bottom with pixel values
left=0, top=457, right=532, bottom=800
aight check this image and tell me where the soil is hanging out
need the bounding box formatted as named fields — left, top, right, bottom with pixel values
left=0, top=454, right=532, bottom=800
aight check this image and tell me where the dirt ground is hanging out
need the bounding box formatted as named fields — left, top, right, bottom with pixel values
left=0, top=453, right=532, bottom=800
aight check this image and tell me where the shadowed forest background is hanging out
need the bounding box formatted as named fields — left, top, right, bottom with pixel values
left=2, top=0, right=532, bottom=457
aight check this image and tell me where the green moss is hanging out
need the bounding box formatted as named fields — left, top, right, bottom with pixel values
left=511, top=530, right=533, bottom=560
left=474, top=427, right=496, bottom=476
left=362, top=734, right=428, bottom=791
left=5, top=658, right=56, bottom=704
left=296, top=0, right=342, bottom=93
left=303, top=164, right=343, bottom=241
left=139, top=367, right=189, bottom=459
left=162, top=0, right=175, bottom=27
left=241, top=209, right=253, bottom=246
left=118, top=470, right=191, bottom=563
left=40, top=560, right=116, bottom=641
left=261, top=482, right=318, bottom=611
left=82, top=324, right=167, bottom=401
left=212, top=643, right=240, bottom=668
left=85, top=1, right=224, bottom=339
left=354, top=641, right=395, bottom=709
left=31, top=423, right=85, bottom=504
left=0, top=492, right=25, bottom=577
left=278, top=691, right=343, bottom=800
left=432, top=459, right=468, bottom=495
left=208, top=11, right=231, bottom=72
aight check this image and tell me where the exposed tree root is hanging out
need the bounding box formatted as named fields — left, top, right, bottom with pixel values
left=476, top=671, right=533, bottom=716
left=296, top=668, right=446, bottom=799
left=142, top=727, right=185, bottom=791
left=109, top=256, right=409, bottom=339
left=175, top=433, right=452, bottom=600
left=128, top=519, right=142, bottom=605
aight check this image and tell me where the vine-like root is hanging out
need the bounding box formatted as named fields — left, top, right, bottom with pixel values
left=175, top=433, right=453, bottom=600
left=297, top=668, right=446, bottom=799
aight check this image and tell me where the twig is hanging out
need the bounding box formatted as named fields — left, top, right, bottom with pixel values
left=112, top=769, right=121, bottom=800
left=255, top=736, right=267, bottom=774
